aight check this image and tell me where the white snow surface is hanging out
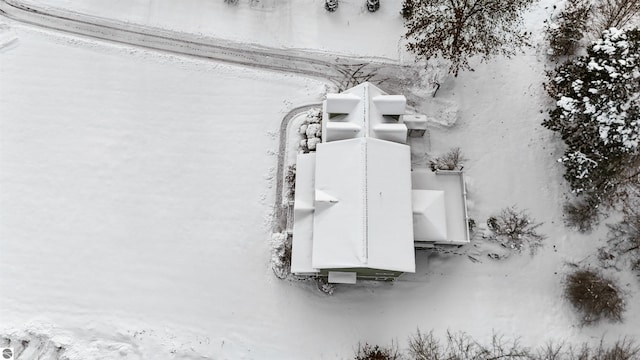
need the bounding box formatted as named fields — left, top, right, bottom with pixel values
left=19, top=0, right=408, bottom=61
left=1, top=0, right=640, bottom=359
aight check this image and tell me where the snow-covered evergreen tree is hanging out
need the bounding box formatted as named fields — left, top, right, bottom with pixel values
left=325, top=0, right=338, bottom=12
left=403, top=0, right=535, bottom=76
left=544, top=27, right=640, bottom=203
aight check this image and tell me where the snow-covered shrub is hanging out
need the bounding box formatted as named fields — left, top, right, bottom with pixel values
left=563, top=196, right=600, bottom=232
left=336, top=64, right=377, bottom=92
left=544, top=0, right=591, bottom=60
left=224, top=0, right=238, bottom=4
left=400, top=0, right=414, bottom=20
left=406, top=330, right=640, bottom=360
left=366, top=0, right=380, bottom=13
left=271, top=232, right=292, bottom=279
left=467, top=218, right=477, bottom=234
left=486, top=207, right=544, bottom=255
left=565, top=268, right=625, bottom=324
left=408, top=330, right=529, bottom=360
left=534, top=338, right=640, bottom=359
left=325, top=0, right=338, bottom=12
left=429, top=147, right=465, bottom=171
left=354, top=342, right=400, bottom=360
left=606, top=203, right=640, bottom=276
left=298, top=108, right=322, bottom=153
left=315, top=277, right=335, bottom=295
left=285, top=165, right=296, bottom=201
left=543, top=27, right=640, bottom=206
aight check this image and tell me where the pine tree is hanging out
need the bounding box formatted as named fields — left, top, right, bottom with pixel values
left=404, top=0, right=535, bottom=76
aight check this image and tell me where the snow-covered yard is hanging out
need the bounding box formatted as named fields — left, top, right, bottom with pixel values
left=1, top=1, right=639, bottom=359
left=18, top=0, right=408, bottom=61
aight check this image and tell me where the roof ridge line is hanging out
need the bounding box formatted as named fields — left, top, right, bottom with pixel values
left=362, top=137, right=368, bottom=265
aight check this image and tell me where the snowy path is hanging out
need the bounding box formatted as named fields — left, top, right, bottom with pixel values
left=273, top=104, right=319, bottom=227
left=0, top=0, right=419, bottom=97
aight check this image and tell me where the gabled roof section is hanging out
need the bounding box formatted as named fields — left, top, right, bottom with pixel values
left=311, top=137, right=415, bottom=273
left=322, top=82, right=408, bottom=144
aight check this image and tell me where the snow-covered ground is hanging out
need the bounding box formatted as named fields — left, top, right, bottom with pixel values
left=18, top=0, right=408, bottom=62
left=1, top=1, right=639, bottom=359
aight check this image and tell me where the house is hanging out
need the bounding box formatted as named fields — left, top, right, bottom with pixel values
left=290, top=83, right=470, bottom=284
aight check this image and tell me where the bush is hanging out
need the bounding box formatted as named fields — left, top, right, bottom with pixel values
left=400, top=0, right=414, bottom=20
left=571, top=338, right=640, bottom=360
left=429, top=148, right=465, bottom=171
left=271, top=232, right=292, bottom=279
left=354, top=342, right=400, bottom=360
left=544, top=0, right=591, bottom=59
left=486, top=207, right=545, bottom=254
left=606, top=203, right=640, bottom=275
left=352, top=329, right=640, bottom=360
left=408, top=330, right=529, bottom=360
left=565, top=269, right=625, bottom=324
left=325, top=0, right=338, bottom=12
left=366, top=0, right=380, bottom=12
left=534, top=338, right=640, bottom=360
left=285, top=165, right=296, bottom=201
left=299, top=108, right=322, bottom=153
left=315, top=277, right=335, bottom=295
left=563, top=196, right=600, bottom=233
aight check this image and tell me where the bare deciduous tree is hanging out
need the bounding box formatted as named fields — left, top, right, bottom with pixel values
left=404, top=0, right=536, bottom=76
left=592, top=0, right=640, bottom=33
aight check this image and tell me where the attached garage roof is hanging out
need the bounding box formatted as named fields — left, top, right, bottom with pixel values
left=412, top=190, right=448, bottom=242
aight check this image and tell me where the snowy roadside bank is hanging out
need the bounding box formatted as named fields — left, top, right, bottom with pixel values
left=17, top=0, right=409, bottom=61
left=0, top=0, right=420, bottom=98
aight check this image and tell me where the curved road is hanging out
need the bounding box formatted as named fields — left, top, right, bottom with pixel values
left=0, top=0, right=420, bottom=95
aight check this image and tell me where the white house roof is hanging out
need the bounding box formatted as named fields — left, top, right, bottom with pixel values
left=323, top=82, right=407, bottom=144
left=412, top=190, right=448, bottom=242
left=311, top=137, right=415, bottom=273
left=411, top=169, right=471, bottom=244
left=290, top=153, right=318, bottom=274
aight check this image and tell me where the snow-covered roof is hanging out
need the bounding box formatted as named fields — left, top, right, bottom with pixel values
left=411, top=169, right=471, bottom=244
left=291, top=153, right=319, bottom=274
left=412, top=190, right=448, bottom=242
left=311, top=137, right=415, bottom=273
left=323, top=82, right=407, bottom=144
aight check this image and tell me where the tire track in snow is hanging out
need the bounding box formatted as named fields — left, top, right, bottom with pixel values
left=0, top=0, right=422, bottom=235
left=0, top=0, right=419, bottom=94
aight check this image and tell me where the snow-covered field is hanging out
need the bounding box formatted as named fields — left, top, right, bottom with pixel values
left=1, top=1, right=639, bottom=359
left=18, top=0, right=407, bottom=61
